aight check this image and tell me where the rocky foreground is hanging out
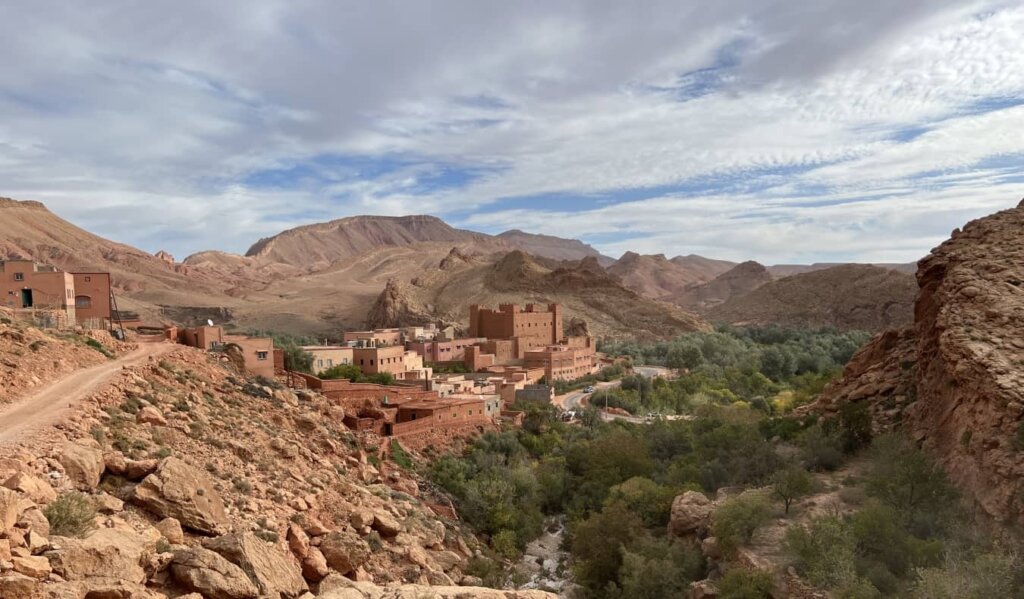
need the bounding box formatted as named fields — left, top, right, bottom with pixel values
left=0, top=321, right=556, bottom=598
left=811, top=199, right=1024, bottom=524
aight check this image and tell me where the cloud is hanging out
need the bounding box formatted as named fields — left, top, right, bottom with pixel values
left=0, top=1, right=1022, bottom=261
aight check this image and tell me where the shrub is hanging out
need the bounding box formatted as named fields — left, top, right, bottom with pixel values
left=786, top=515, right=857, bottom=588
left=712, top=491, right=773, bottom=554
left=390, top=439, right=414, bottom=469
left=771, top=466, right=814, bottom=514
left=44, top=492, right=97, bottom=538
left=864, top=434, right=958, bottom=536
left=717, top=568, right=775, bottom=599
left=800, top=424, right=844, bottom=471
left=838, top=401, right=873, bottom=453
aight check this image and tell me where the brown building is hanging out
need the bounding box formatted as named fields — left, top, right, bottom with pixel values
left=353, top=344, right=407, bottom=376
left=406, top=337, right=484, bottom=363
left=179, top=325, right=225, bottom=350
left=70, top=272, right=112, bottom=326
left=303, top=345, right=355, bottom=375
left=343, top=328, right=402, bottom=347
left=0, top=260, right=77, bottom=324
left=178, top=325, right=274, bottom=379
left=524, top=336, right=598, bottom=382
left=469, top=303, right=562, bottom=359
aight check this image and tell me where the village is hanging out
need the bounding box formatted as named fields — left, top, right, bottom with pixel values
left=1, top=258, right=624, bottom=445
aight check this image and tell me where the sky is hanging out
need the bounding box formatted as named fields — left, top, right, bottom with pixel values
left=2, top=1, right=1024, bottom=264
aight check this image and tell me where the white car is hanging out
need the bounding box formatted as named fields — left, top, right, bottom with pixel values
left=584, top=386, right=595, bottom=393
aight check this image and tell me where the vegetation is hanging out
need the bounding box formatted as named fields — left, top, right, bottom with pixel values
left=550, top=363, right=628, bottom=394
left=712, top=491, right=773, bottom=554
left=717, top=568, right=775, bottom=599
left=319, top=363, right=396, bottom=385
left=247, top=329, right=315, bottom=373
left=44, top=492, right=97, bottom=538
left=771, top=466, right=814, bottom=514
left=593, top=326, right=869, bottom=415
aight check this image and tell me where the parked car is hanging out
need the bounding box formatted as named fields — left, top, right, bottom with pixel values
left=584, top=386, right=595, bottom=393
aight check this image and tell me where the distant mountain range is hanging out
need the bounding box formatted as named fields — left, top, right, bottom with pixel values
left=0, top=197, right=918, bottom=337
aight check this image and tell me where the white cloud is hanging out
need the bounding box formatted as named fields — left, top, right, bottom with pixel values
left=0, top=1, right=1022, bottom=261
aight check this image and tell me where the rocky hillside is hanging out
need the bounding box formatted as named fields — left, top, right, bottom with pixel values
left=606, top=252, right=720, bottom=301
left=670, top=254, right=737, bottom=281
left=677, top=260, right=773, bottom=311
left=368, top=250, right=710, bottom=338
left=245, top=215, right=503, bottom=270
left=0, top=323, right=556, bottom=598
left=496, top=230, right=612, bottom=264
left=707, top=264, right=916, bottom=331
left=811, top=200, right=1024, bottom=524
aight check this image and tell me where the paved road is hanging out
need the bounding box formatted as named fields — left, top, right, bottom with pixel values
left=553, top=365, right=672, bottom=419
left=0, top=342, right=174, bottom=445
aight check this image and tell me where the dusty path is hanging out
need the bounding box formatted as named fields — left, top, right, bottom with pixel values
left=0, top=342, right=175, bottom=445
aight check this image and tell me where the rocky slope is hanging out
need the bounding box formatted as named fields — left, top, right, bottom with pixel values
left=496, top=230, right=612, bottom=265
left=707, top=264, right=916, bottom=331
left=245, top=215, right=503, bottom=270
left=606, top=252, right=719, bottom=301
left=670, top=254, right=737, bottom=281
left=0, top=323, right=556, bottom=598
left=811, top=199, right=1024, bottom=524
left=368, top=250, right=710, bottom=338
left=677, top=260, right=774, bottom=311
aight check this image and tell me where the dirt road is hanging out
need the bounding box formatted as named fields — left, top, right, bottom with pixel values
left=0, top=342, right=175, bottom=445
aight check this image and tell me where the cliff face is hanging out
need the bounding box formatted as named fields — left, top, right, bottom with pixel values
left=813, top=200, right=1024, bottom=523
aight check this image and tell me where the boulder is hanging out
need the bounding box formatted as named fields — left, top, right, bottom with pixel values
left=668, top=491, right=714, bottom=537
left=0, top=573, right=38, bottom=598
left=136, top=406, right=167, bottom=426
left=12, top=555, right=50, bottom=578
left=155, top=517, right=185, bottom=545
left=0, top=487, right=20, bottom=531
left=287, top=523, right=310, bottom=559
left=123, top=459, right=159, bottom=481
left=3, top=473, right=57, bottom=505
left=301, top=547, right=329, bottom=582
left=171, top=546, right=259, bottom=599
left=131, top=457, right=228, bottom=535
left=371, top=512, right=401, bottom=537
left=318, top=531, right=371, bottom=575
left=59, top=442, right=105, bottom=489
left=203, top=532, right=307, bottom=598
left=46, top=527, right=151, bottom=584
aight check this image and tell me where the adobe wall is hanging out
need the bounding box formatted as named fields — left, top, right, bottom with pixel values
left=71, top=272, right=112, bottom=323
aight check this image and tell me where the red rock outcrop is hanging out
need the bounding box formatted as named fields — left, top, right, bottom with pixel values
left=812, top=199, right=1024, bottom=523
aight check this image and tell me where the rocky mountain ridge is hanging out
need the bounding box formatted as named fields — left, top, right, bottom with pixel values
left=810, top=199, right=1024, bottom=524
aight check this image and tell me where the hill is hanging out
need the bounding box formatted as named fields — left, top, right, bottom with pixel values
left=496, top=229, right=613, bottom=264
left=768, top=261, right=917, bottom=277
left=368, top=250, right=710, bottom=339
left=245, top=214, right=502, bottom=269
left=606, top=252, right=721, bottom=301
left=810, top=199, right=1024, bottom=524
left=707, top=264, right=917, bottom=330
left=677, top=260, right=773, bottom=310
left=670, top=254, right=737, bottom=280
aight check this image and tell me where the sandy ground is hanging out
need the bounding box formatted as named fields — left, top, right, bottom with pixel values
left=0, top=342, right=175, bottom=445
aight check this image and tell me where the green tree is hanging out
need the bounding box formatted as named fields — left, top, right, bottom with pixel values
left=771, top=466, right=814, bottom=514
left=320, top=363, right=362, bottom=381
left=571, top=503, right=645, bottom=592
left=619, top=536, right=705, bottom=599
left=712, top=491, right=773, bottom=554
left=717, top=568, right=775, bottom=599
left=864, top=434, right=958, bottom=536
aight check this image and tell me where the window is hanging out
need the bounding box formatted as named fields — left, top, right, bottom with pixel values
left=256, top=351, right=269, bottom=361
left=327, top=359, right=333, bottom=367
left=84, top=276, right=91, bottom=282
left=13, top=273, right=23, bottom=281
left=75, top=295, right=92, bottom=309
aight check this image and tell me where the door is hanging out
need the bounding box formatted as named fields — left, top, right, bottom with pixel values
left=20, top=289, right=32, bottom=308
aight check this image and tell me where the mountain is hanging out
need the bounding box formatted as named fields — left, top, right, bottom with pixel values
left=707, top=264, right=917, bottom=330
left=677, top=260, right=773, bottom=310
left=768, top=262, right=917, bottom=278
left=496, top=229, right=614, bottom=264
left=245, top=214, right=502, bottom=269
left=670, top=254, right=737, bottom=280
left=809, top=199, right=1024, bottom=524
left=607, top=252, right=731, bottom=301
left=368, top=250, right=710, bottom=338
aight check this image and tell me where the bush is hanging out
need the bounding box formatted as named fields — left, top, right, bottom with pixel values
left=771, top=466, right=814, bottom=514
left=786, top=515, right=857, bottom=589
left=864, top=434, right=958, bottom=536
left=390, top=439, right=413, bottom=469
left=717, top=568, right=775, bottom=599
left=44, top=492, right=97, bottom=538
left=619, top=536, right=705, bottom=599
left=800, top=424, right=844, bottom=471
left=712, top=491, right=772, bottom=554
left=913, top=550, right=1020, bottom=599
left=838, top=402, right=873, bottom=453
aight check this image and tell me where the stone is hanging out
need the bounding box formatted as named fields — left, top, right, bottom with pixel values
left=136, top=406, right=167, bottom=426
left=371, top=512, right=401, bottom=537
left=287, top=523, right=310, bottom=559
left=0, top=487, right=22, bottom=532
left=202, top=532, right=307, bottom=598
left=59, top=442, right=105, bottom=489
left=46, top=527, right=151, bottom=584
left=318, top=531, right=371, bottom=575
left=3, top=472, right=57, bottom=505
left=301, top=547, right=329, bottom=582
left=0, top=572, right=38, bottom=598
left=92, top=492, right=124, bottom=514
left=171, top=546, right=258, bottom=599
left=690, top=579, right=719, bottom=599
left=131, top=457, right=228, bottom=535
left=348, top=507, right=374, bottom=530
left=12, top=555, right=51, bottom=578
left=0, top=538, right=11, bottom=561
left=123, top=459, right=159, bottom=481
left=155, top=518, right=185, bottom=544
left=668, top=491, right=714, bottom=537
